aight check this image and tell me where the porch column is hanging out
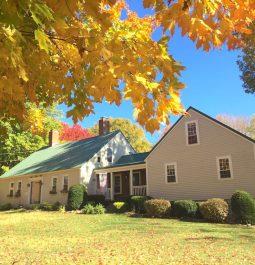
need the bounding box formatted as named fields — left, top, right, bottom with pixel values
left=110, top=172, right=114, bottom=201
left=130, top=169, right=133, bottom=196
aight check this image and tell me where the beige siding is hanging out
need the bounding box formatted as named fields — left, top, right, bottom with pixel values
left=147, top=109, right=255, bottom=201
left=0, top=168, right=80, bottom=207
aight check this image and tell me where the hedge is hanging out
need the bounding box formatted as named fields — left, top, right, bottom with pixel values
left=67, top=184, right=87, bottom=210
left=231, top=191, right=255, bottom=224
left=144, top=199, right=171, bottom=217
left=171, top=200, right=198, bottom=218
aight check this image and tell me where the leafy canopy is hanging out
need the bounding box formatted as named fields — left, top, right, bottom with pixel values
left=0, top=103, right=61, bottom=174
left=59, top=122, right=95, bottom=142
left=89, top=117, right=151, bottom=152
left=237, top=22, right=255, bottom=94
left=1, top=0, right=254, bottom=132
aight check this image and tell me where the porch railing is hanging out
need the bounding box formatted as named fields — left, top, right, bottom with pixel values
left=133, top=185, right=147, bottom=196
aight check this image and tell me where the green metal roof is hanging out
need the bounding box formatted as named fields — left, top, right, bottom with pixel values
left=97, top=152, right=149, bottom=170
left=1, top=131, right=120, bottom=179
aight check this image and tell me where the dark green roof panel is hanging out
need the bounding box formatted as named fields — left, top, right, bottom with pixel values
left=1, top=131, right=120, bottom=178
left=113, top=152, right=149, bottom=167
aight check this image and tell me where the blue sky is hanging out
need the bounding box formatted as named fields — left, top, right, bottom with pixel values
left=60, top=1, right=254, bottom=144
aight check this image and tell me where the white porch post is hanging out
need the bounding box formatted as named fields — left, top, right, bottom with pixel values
left=130, top=169, right=133, bottom=196
left=110, top=172, right=114, bottom=201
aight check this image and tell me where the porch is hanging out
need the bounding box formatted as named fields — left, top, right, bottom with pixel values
left=95, top=164, right=147, bottom=201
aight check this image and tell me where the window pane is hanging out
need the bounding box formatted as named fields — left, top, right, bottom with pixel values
left=114, top=176, right=121, bottom=193
left=219, top=158, right=231, bottom=178
left=187, top=123, right=198, bottom=144
left=96, top=175, right=100, bottom=189
left=18, top=182, right=22, bottom=191
left=166, top=165, right=176, bottom=183
left=133, top=172, right=140, bottom=186
left=63, top=176, right=68, bottom=190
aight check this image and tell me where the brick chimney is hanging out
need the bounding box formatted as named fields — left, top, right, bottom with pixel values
left=49, top=130, right=59, bottom=146
left=99, top=117, right=110, bottom=136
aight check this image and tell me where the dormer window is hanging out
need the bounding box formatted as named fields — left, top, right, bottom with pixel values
left=106, top=148, right=113, bottom=163
left=186, top=121, right=199, bottom=145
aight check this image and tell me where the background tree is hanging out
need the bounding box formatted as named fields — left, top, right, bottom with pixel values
left=216, top=114, right=255, bottom=139
left=89, top=118, right=151, bottom=152
left=0, top=103, right=61, bottom=174
left=59, top=123, right=94, bottom=142
left=237, top=22, right=255, bottom=94
left=0, top=1, right=254, bottom=132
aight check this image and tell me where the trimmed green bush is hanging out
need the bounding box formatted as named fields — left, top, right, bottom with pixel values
left=172, top=200, right=198, bottom=218
left=199, top=198, right=229, bottom=223
left=40, top=202, right=53, bottom=211
left=144, top=199, right=171, bottom=217
left=67, top=184, right=87, bottom=210
left=82, top=203, right=105, bottom=214
left=130, top=196, right=149, bottom=213
left=86, top=195, right=105, bottom=205
left=231, top=191, right=255, bottom=224
left=0, top=203, right=12, bottom=211
left=50, top=201, right=65, bottom=212
left=112, top=202, right=129, bottom=213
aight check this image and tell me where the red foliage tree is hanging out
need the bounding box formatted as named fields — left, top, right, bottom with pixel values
left=59, top=122, right=95, bottom=142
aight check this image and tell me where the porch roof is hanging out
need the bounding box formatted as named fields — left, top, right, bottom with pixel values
left=95, top=152, right=149, bottom=171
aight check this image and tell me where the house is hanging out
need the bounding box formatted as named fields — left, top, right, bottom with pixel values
left=95, top=107, right=255, bottom=201
left=0, top=118, right=135, bottom=206
left=0, top=107, right=255, bottom=206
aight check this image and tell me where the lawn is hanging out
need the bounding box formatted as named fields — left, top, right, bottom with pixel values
left=0, top=211, right=255, bottom=265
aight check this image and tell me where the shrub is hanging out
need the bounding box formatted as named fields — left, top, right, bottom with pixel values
left=172, top=200, right=198, bottom=218
left=67, top=184, right=86, bottom=210
left=144, top=199, right=171, bottom=217
left=40, top=202, right=53, bottom=211
left=112, top=202, right=129, bottom=213
left=51, top=201, right=65, bottom=212
left=130, top=196, right=149, bottom=213
left=86, top=195, right=105, bottom=205
left=231, top=191, right=255, bottom=224
left=199, top=198, right=229, bottom=223
left=0, top=203, right=12, bottom=211
left=82, top=203, right=105, bottom=214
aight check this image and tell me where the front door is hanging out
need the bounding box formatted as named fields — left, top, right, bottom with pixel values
left=30, top=181, right=41, bottom=204
left=114, top=174, right=122, bottom=195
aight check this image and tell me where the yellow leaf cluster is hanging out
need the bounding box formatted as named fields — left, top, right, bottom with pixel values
left=0, top=0, right=253, bottom=132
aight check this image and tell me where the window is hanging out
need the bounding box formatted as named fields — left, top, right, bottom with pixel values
left=186, top=121, right=199, bottom=145
left=96, top=174, right=100, bottom=189
left=217, top=156, right=233, bottom=179
left=107, top=148, right=113, bottom=163
left=165, top=163, right=177, bottom=183
left=63, top=176, right=68, bottom=191
left=9, top=182, right=14, bottom=197
left=107, top=173, right=111, bottom=188
left=114, top=175, right=121, bottom=194
left=52, top=177, right=57, bottom=192
left=97, top=156, right=101, bottom=163
left=17, top=181, right=22, bottom=192
left=133, top=171, right=141, bottom=186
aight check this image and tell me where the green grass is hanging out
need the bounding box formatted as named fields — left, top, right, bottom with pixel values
left=0, top=211, right=255, bottom=264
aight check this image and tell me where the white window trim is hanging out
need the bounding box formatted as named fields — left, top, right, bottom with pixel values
left=62, top=175, right=69, bottom=190
left=165, top=163, right=178, bottom=184
left=216, top=155, right=234, bottom=180
left=52, top=176, right=58, bottom=190
left=114, top=174, right=122, bottom=194
left=185, top=120, right=200, bottom=146
left=17, top=181, right=22, bottom=191
left=132, top=171, right=142, bottom=187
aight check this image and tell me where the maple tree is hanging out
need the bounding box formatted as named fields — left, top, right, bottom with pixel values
left=0, top=1, right=254, bottom=133
left=59, top=123, right=94, bottom=142
left=0, top=103, right=61, bottom=174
